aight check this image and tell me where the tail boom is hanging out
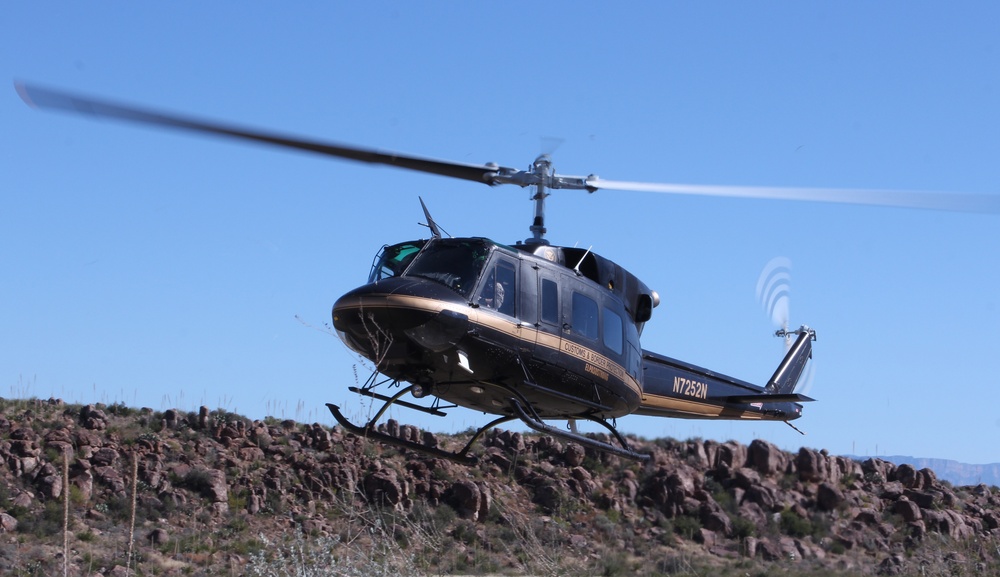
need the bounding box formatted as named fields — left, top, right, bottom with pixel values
left=636, top=326, right=816, bottom=421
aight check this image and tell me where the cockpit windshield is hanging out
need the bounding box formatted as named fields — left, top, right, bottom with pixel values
left=368, top=240, right=426, bottom=284
left=404, top=238, right=491, bottom=299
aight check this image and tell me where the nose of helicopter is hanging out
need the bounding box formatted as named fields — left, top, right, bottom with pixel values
left=332, top=277, right=471, bottom=360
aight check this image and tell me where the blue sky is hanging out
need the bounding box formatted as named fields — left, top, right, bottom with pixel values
left=4, top=3, right=999, bottom=464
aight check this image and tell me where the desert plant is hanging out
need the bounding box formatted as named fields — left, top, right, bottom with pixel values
left=245, top=531, right=422, bottom=577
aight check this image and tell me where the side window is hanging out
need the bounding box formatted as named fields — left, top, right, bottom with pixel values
left=541, top=278, right=559, bottom=324
left=626, top=322, right=642, bottom=380
left=478, top=259, right=517, bottom=316
left=603, top=306, right=623, bottom=354
left=571, top=292, right=599, bottom=340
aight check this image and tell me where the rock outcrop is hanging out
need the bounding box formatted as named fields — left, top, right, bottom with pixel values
left=0, top=398, right=997, bottom=576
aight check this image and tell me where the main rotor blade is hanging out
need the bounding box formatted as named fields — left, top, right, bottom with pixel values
left=15, top=82, right=503, bottom=185
left=588, top=178, right=1000, bottom=214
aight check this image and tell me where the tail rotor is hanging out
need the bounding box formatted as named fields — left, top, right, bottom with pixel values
left=756, top=257, right=815, bottom=395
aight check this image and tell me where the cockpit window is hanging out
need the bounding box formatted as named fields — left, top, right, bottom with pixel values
left=477, top=258, right=517, bottom=316
left=404, top=239, right=491, bottom=299
left=368, top=241, right=426, bottom=283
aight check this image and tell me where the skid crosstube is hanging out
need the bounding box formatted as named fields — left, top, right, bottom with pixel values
left=326, top=402, right=517, bottom=466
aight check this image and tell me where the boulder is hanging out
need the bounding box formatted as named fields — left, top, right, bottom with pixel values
left=861, top=458, right=892, bottom=483
left=748, top=439, right=786, bottom=476
left=0, top=512, right=17, bottom=533
left=877, top=554, right=907, bottom=575
left=91, top=447, right=119, bottom=467
left=744, top=484, right=777, bottom=512
left=36, top=465, right=63, bottom=500
left=756, top=538, right=783, bottom=561
left=796, top=447, right=825, bottom=482
left=71, top=469, right=94, bottom=501
left=80, top=404, right=108, bottom=430
left=733, top=467, right=761, bottom=489
left=685, top=441, right=709, bottom=468
left=43, top=428, right=74, bottom=454
left=448, top=480, right=482, bottom=520
left=715, top=441, right=747, bottom=470
left=903, top=489, right=938, bottom=510
left=532, top=480, right=565, bottom=514
left=816, top=482, right=845, bottom=511
left=148, top=528, right=170, bottom=546
left=186, top=467, right=229, bottom=506
left=564, top=443, right=586, bottom=467
left=476, top=482, right=492, bottom=521
left=363, top=469, right=403, bottom=508
left=666, top=470, right=697, bottom=501
left=893, top=464, right=918, bottom=488
left=894, top=498, right=922, bottom=523
left=699, top=502, right=732, bottom=536
left=917, top=468, right=937, bottom=489
left=694, top=528, right=717, bottom=548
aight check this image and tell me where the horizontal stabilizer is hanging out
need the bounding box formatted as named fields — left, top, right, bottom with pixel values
left=724, top=393, right=815, bottom=404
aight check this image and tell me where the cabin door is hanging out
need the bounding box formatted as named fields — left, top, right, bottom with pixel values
left=529, top=265, right=565, bottom=363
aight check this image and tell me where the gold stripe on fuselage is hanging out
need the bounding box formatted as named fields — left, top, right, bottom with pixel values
left=335, top=293, right=642, bottom=398
left=637, top=392, right=768, bottom=420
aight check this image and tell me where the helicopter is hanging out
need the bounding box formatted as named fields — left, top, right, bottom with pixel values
left=16, top=82, right=1000, bottom=464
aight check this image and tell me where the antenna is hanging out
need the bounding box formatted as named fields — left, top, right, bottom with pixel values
left=573, top=246, right=593, bottom=275
left=418, top=197, right=442, bottom=238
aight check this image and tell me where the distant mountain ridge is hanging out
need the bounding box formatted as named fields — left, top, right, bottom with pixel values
left=849, top=455, right=1000, bottom=487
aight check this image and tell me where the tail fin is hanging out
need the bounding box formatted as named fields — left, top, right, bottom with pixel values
left=765, top=326, right=815, bottom=395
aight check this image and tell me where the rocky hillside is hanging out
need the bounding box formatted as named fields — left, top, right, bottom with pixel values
left=1, top=397, right=998, bottom=577
left=872, top=456, right=1000, bottom=489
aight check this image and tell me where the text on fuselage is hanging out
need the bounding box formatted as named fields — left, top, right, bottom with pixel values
left=673, top=376, right=708, bottom=400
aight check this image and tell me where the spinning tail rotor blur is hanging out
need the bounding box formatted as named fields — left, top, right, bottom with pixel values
left=757, top=257, right=816, bottom=396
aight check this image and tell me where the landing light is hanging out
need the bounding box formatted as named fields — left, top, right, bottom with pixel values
left=457, top=350, right=473, bottom=374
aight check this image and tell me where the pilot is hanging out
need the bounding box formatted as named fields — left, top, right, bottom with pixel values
left=479, top=263, right=515, bottom=314
left=496, top=265, right=515, bottom=315
left=479, top=270, right=503, bottom=310
left=493, top=281, right=506, bottom=311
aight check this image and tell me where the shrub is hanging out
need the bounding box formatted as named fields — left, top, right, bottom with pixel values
left=16, top=500, right=64, bottom=537
left=245, top=531, right=422, bottom=577
left=673, top=514, right=702, bottom=540
left=778, top=508, right=817, bottom=539
left=731, top=516, right=757, bottom=539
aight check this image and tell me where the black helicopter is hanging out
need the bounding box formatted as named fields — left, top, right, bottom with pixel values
left=17, top=83, right=1000, bottom=464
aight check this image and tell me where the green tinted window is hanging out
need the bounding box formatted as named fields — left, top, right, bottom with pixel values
left=369, top=241, right=425, bottom=283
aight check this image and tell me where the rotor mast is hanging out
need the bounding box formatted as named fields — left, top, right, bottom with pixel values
left=489, top=154, right=597, bottom=246
left=529, top=155, right=552, bottom=245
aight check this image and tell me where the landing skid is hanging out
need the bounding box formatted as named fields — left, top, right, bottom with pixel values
left=328, top=401, right=513, bottom=465
left=328, top=383, right=516, bottom=465
left=509, top=399, right=650, bottom=462
left=328, top=380, right=651, bottom=464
